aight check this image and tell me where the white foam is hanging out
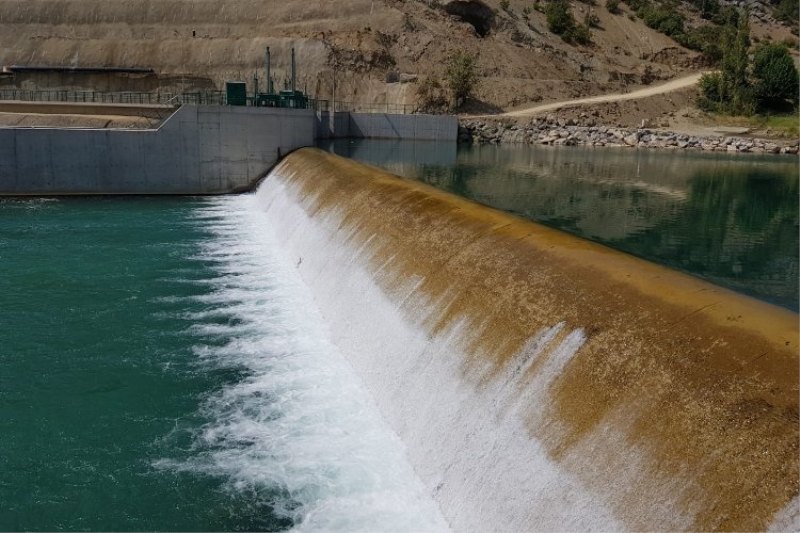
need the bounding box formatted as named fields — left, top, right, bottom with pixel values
left=768, top=496, right=800, bottom=532
left=154, top=195, right=449, bottom=533
left=257, top=175, right=624, bottom=532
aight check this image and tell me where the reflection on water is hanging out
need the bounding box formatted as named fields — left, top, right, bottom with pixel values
left=322, top=139, right=799, bottom=311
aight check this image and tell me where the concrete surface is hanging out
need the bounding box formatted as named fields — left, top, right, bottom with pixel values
left=0, top=106, right=456, bottom=195
left=0, top=105, right=315, bottom=194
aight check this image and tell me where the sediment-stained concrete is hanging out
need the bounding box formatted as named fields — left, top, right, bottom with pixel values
left=260, top=147, right=798, bottom=532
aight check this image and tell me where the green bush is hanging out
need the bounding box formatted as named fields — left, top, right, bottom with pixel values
left=752, top=43, right=800, bottom=108
left=570, top=22, right=594, bottom=43
left=773, top=0, right=799, bottom=26
left=711, top=6, right=740, bottom=25
left=682, top=24, right=725, bottom=62
left=606, top=0, right=620, bottom=13
left=546, top=0, right=593, bottom=43
left=697, top=72, right=724, bottom=110
left=641, top=5, right=686, bottom=37
left=546, top=0, right=575, bottom=35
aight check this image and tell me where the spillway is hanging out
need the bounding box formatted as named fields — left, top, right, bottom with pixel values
left=254, top=147, right=798, bottom=532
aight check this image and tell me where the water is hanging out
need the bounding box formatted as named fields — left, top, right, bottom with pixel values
left=1, top=141, right=796, bottom=530
left=324, top=139, right=799, bottom=311
left=0, top=196, right=446, bottom=532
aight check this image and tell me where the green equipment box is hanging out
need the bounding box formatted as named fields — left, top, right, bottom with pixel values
left=225, top=82, right=247, bottom=106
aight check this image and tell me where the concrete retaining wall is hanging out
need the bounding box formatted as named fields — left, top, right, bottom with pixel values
left=314, top=111, right=351, bottom=139
left=0, top=105, right=315, bottom=194
left=348, top=112, right=457, bottom=140
left=0, top=106, right=456, bottom=195
left=314, top=111, right=457, bottom=141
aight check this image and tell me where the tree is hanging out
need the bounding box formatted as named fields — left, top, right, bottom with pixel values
left=546, top=0, right=575, bottom=35
left=697, top=10, right=798, bottom=114
left=445, top=51, right=477, bottom=108
left=545, top=0, right=593, bottom=43
left=699, top=12, right=756, bottom=114
left=752, top=43, right=799, bottom=108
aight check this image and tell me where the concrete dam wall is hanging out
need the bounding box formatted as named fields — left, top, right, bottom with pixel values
left=0, top=106, right=456, bottom=194
left=0, top=105, right=315, bottom=194
left=256, top=148, right=798, bottom=532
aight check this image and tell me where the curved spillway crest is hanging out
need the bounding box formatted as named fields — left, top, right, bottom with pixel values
left=256, top=147, right=799, bottom=532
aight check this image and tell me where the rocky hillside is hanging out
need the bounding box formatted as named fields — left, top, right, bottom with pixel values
left=0, top=0, right=794, bottom=111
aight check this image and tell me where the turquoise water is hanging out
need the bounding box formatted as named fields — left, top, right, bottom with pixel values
left=0, top=196, right=444, bottom=532
left=324, top=140, right=799, bottom=310
left=0, top=197, right=288, bottom=531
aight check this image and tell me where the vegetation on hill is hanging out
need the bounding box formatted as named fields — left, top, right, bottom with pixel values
left=417, top=50, right=478, bottom=112
left=545, top=0, right=593, bottom=44
left=697, top=14, right=798, bottom=115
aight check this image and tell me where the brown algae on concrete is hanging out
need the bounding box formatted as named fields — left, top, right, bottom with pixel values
left=269, top=147, right=798, bottom=531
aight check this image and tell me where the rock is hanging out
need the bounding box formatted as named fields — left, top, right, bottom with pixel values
left=623, top=133, right=640, bottom=146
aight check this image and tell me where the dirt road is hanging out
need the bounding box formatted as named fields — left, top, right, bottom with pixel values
left=492, top=72, right=706, bottom=118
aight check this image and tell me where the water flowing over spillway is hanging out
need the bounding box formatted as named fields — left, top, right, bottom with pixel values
left=154, top=196, right=450, bottom=532
left=254, top=147, right=798, bottom=532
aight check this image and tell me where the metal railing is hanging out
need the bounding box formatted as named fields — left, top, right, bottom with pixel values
left=0, top=89, right=414, bottom=114
left=328, top=101, right=414, bottom=114
left=0, top=89, right=166, bottom=104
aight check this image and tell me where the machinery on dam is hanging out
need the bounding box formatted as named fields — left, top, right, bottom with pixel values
left=226, top=47, right=309, bottom=109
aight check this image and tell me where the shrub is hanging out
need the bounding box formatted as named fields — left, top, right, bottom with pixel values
left=445, top=51, right=478, bottom=108
left=570, top=23, right=594, bottom=43
left=499, top=0, right=511, bottom=10
left=641, top=6, right=686, bottom=38
left=546, top=0, right=575, bottom=35
left=606, top=0, right=620, bottom=13
left=682, top=24, right=725, bottom=62
left=416, top=77, right=448, bottom=113
left=697, top=71, right=724, bottom=110
left=752, top=43, right=800, bottom=108
left=774, top=0, right=799, bottom=26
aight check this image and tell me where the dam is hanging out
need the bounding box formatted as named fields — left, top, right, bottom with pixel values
left=0, top=144, right=797, bottom=530
left=257, top=148, right=798, bottom=531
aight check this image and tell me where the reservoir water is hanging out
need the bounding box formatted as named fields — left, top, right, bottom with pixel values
left=1, top=142, right=797, bottom=530
left=325, top=140, right=799, bottom=311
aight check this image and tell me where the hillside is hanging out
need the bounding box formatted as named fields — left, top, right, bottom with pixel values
left=0, top=0, right=795, bottom=114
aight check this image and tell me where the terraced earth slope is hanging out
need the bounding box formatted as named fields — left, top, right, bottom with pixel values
left=0, top=0, right=793, bottom=112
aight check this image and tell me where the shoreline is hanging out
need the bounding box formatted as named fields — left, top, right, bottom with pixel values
left=459, top=118, right=800, bottom=155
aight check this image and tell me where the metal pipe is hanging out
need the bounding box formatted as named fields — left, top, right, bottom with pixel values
left=266, top=47, right=271, bottom=94
left=253, top=72, right=258, bottom=104
left=291, top=47, right=296, bottom=94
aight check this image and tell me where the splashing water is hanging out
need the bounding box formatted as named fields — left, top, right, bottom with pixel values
left=154, top=195, right=449, bottom=533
